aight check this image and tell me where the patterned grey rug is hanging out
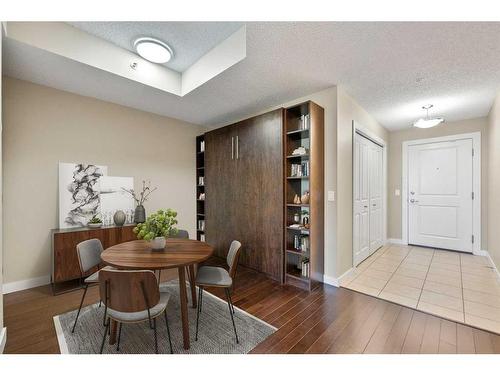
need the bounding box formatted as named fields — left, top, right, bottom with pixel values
left=53, top=281, right=276, bottom=354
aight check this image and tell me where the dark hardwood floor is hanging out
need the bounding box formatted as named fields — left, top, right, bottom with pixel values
left=4, top=258, right=500, bottom=354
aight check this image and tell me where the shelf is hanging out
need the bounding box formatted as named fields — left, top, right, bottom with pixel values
left=196, top=167, right=205, bottom=170
left=197, top=230, right=205, bottom=233
left=286, top=226, right=310, bottom=233
left=286, top=176, right=309, bottom=180
left=286, top=249, right=309, bottom=256
left=286, top=154, right=309, bottom=159
left=286, top=203, right=310, bottom=207
left=286, top=269, right=310, bottom=282
left=197, top=213, right=205, bottom=217
left=286, top=128, right=309, bottom=136
left=196, top=199, right=205, bottom=202
left=197, top=185, right=205, bottom=187
left=197, top=151, right=205, bottom=154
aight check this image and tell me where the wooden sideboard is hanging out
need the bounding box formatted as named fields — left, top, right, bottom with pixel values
left=51, top=225, right=136, bottom=294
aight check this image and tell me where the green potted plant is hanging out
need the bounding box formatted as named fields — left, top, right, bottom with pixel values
left=87, top=214, right=103, bottom=228
left=133, top=209, right=179, bottom=250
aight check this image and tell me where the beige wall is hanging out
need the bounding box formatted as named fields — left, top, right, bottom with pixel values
left=336, top=87, right=389, bottom=276
left=488, top=93, right=500, bottom=269
left=2, top=77, right=206, bottom=285
left=387, top=117, right=488, bottom=250
left=1, top=26, right=4, bottom=329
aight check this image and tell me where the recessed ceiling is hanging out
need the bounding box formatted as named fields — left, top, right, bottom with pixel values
left=4, top=22, right=500, bottom=130
left=67, top=22, right=244, bottom=72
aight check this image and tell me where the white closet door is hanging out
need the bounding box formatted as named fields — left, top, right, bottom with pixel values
left=354, top=133, right=384, bottom=266
left=408, top=139, right=473, bottom=252
left=369, top=144, right=383, bottom=253
left=353, top=134, right=370, bottom=265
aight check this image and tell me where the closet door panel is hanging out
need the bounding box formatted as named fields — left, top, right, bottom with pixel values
left=205, top=126, right=237, bottom=259
left=235, top=109, right=283, bottom=279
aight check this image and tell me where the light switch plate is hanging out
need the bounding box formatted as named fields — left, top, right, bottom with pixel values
left=395, top=189, right=400, bottom=196
left=328, top=191, right=335, bottom=201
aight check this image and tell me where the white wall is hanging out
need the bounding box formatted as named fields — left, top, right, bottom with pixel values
left=335, top=87, right=389, bottom=277
left=2, top=77, right=206, bottom=288
left=387, top=117, right=488, bottom=249
left=1, top=23, right=5, bottom=331
left=488, top=92, right=500, bottom=269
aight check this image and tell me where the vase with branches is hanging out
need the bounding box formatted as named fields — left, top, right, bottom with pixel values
left=122, top=180, right=157, bottom=223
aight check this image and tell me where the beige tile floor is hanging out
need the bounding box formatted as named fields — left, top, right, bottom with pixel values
left=341, top=244, right=500, bottom=334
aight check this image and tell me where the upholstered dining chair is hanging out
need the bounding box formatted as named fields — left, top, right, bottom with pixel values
left=195, top=240, right=242, bottom=343
left=98, top=269, right=173, bottom=354
left=72, top=238, right=113, bottom=333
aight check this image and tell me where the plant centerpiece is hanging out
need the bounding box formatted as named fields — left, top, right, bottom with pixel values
left=87, top=214, right=103, bottom=228
left=122, top=180, right=157, bottom=224
left=133, top=209, right=178, bottom=250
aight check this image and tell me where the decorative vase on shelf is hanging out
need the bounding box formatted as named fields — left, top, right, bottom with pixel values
left=293, top=194, right=301, bottom=204
left=113, top=210, right=126, bottom=226
left=134, top=205, right=146, bottom=223
left=293, top=213, right=301, bottom=223
left=301, top=191, right=310, bottom=204
left=151, top=236, right=166, bottom=251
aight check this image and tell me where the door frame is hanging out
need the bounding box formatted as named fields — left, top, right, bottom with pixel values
left=352, top=121, right=388, bottom=266
left=401, top=132, right=481, bottom=254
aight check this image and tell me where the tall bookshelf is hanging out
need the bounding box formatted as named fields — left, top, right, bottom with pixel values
left=284, top=101, right=324, bottom=291
left=196, top=135, right=206, bottom=241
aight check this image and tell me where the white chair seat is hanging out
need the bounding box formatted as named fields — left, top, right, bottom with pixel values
left=106, top=292, right=170, bottom=322
left=84, top=266, right=114, bottom=283
left=195, top=266, right=233, bottom=287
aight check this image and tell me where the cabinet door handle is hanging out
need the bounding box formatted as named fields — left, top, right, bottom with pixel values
left=231, top=136, right=234, bottom=160
left=236, top=136, right=239, bottom=159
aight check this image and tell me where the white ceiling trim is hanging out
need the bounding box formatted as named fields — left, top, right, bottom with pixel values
left=4, top=22, right=246, bottom=97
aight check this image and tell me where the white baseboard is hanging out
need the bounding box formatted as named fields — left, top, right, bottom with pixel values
left=387, top=238, right=406, bottom=245
left=473, top=249, right=489, bottom=257
left=323, top=268, right=355, bottom=288
left=323, top=275, right=339, bottom=287
left=2, top=275, right=51, bottom=294
left=0, top=327, right=6, bottom=353
left=482, top=250, right=500, bottom=281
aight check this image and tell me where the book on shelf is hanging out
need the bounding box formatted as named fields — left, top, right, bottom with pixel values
left=290, top=160, right=309, bottom=177
left=197, top=219, right=205, bottom=231
left=301, top=258, right=310, bottom=278
left=293, top=234, right=309, bottom=253
left=299, top=114, right=310, bottom=130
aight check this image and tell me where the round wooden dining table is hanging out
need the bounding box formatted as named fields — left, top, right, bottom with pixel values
left=101, top=238, right=213, bottom=350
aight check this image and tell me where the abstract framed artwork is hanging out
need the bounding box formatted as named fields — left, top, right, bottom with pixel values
left=58, top=163, right=108, bottom=229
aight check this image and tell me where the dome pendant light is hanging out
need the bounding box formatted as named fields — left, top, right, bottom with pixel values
left=134, top=37, right=173, bottom=64
left=413, top=104, right=444, bottom=129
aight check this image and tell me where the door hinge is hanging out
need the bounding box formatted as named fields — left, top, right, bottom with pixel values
left=472, top=235, right=475, bottom=244
left=472, top=192, right=475, bottom=200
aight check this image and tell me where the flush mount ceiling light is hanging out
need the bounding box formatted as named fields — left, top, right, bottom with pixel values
left=133, top=37, right=173, bottom=64
left=413, top=104, right=444, bottom=128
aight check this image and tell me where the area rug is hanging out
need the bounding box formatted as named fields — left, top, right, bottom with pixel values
left=53, top=281, right=276, bottom=354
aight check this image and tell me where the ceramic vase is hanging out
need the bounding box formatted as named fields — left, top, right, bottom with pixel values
left=151, top=236, right=166, bottom=251
left=134, top=205, right=146, bottom=223
left=301, top=191, right=310, bottom=204
left=113, top=210, right=126, bottom=226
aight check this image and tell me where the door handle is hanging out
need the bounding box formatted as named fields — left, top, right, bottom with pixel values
left=236, top=136, right=239, bottom=159
left=410, top=199, right=419, bottom=203
left=231, top=137, right=234, bottom=160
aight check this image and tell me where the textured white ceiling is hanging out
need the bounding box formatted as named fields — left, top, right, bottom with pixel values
left=4, top=22, right=500, bottom=130
left=67, top=22, right=244, bottom=72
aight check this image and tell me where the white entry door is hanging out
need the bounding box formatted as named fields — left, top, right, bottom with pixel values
left=408, top=139, right=473, bottom=252
left=353, top=133, right=384, bottom=266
